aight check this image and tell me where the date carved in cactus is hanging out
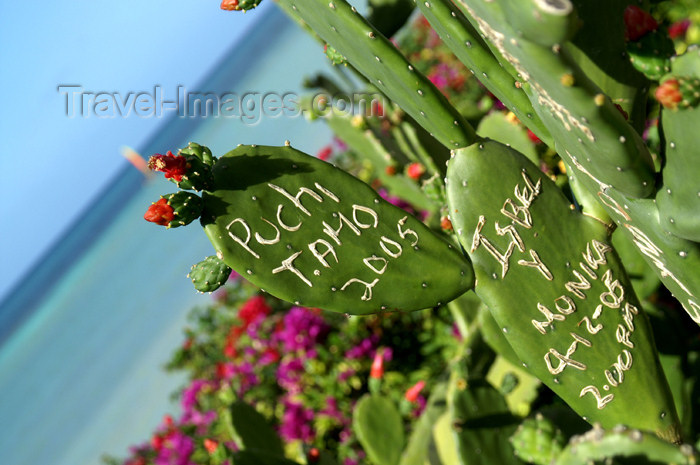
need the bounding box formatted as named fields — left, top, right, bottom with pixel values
left=199, top=144, right=473, bottom=314
left=446, top=140, right=680, bottom=442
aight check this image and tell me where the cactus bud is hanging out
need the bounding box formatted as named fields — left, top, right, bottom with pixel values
left=656, top=79, right=683, bottom=110
left=440, top=216, right=453, bottom=231
left=404, top=380, right=426, bottom=402
left=220, top=0, right=261, bottom=11
left=324, top=43, right=346, bottom=65
left=189, top=256, right=232, bottom=293
left=179, top=142, right=215, bottom=166
left=623, top=5, right=658, bottom=41
left=656, top=77, right=700, bottom=110
left=406, top=162, right=425, bottom=180
left=370, top=350, right=384, bottom=379
left=144, top=198, right=174, bottom=226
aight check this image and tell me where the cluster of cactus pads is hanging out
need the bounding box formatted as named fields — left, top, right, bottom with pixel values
left=143, top=0, right=700, bottom=462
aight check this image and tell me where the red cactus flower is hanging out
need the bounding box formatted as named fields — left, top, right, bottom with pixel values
left=370, top=350, right=384, bottom=379
left=655, top=79, right=682, bottom=110
left=405, top=380, right=426, bottom=402
left=220, top=0, right=240, bottom=10
left=526, top=129, right=542, bottom=144
left=669, top=19, right=691, bottom=40
left=623, top=5, right=658, bottom=41
left=407, top=162, right=425, bottom=180
left=317, top=145, right=333, bottom=161
left=144, top=198, right=174, bottom=226
left=204, top=439, right=219, bottom=454
left=148, top=151, right=188, bottom=182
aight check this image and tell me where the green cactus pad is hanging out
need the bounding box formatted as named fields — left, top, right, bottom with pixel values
left=415, top=0, right=553, bottom=147
left=188, top=255, right=232, bottom=293
left=446, top=140, right=680, bottom=442
left=200, top=144, right=473, bottom=314
left=453, top=0, right=656, bottom=198
left=500, top=0, right=578, bottom=48
left=164, top=191, right=203, bottom=228
left=179, top=142, right=215, bottom=166
left=627, top=29, right=674, bottom=81
left=510, top=413, right=567, bottom=465
left=448, top=371, right=523, bottom=465
left=228, top=400, right=284, bottom=455
left=554, top=426, right=699, bottom=464
left=656, top=50, right=700, bottom=242
left=276, top=0, right=476, bottom=149
left=176, top=155, right=214, bottom=192
left=399, top=383, right=447, bottom=465
left=353, top=394, right=405, bottom=465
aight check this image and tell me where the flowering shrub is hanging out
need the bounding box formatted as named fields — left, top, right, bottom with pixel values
left=107, top=273, right=463, bottom=465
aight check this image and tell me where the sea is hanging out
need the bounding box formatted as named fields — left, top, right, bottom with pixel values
left=0, top=7, right=336, bottom=465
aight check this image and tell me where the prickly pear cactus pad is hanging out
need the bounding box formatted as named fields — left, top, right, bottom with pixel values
left=200, top=144, right=473, bottom=314
left=445, top=140, right=680, bottom=442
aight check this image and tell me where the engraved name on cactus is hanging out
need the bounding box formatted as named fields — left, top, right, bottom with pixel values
left=471, top=171, right=543, bottom=278
left=567, top=150, right=700, bottom=323
left=576, top=275, right=639, bottom=410
left=224, top=182, right=420, bottom=302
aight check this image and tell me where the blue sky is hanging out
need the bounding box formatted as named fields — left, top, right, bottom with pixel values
left=0, top=1, right=272, bottom=301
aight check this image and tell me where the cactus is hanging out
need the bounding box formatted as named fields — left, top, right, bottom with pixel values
left=199, top=143, right=473, bottom=314
left=188, top=255, right=232, bottom=293
left=144, top=191, right=202, bottom=229
left=655, top=49, right=700, bottom=242
left=148, top=150, right=214, bottom=192
left=220, top=0, right=262, bottom=12
left=353, top=394, right=405, bottom=465
left=179, top=141, right=216, bottom=167
left=554, top=425, right=699, bottom=465
left=414, top=0, right=553, bottom=146
left=450, top=0, right=656, bottom=199
left=510, top=413, right=567, bottom=465
left=447, top=368, right=523, bottom=465
left=445, top=140, right=680, bottom=442
left=141, top=1, right=700, bottom=461
left=275, top=0, right=476, bottom=149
